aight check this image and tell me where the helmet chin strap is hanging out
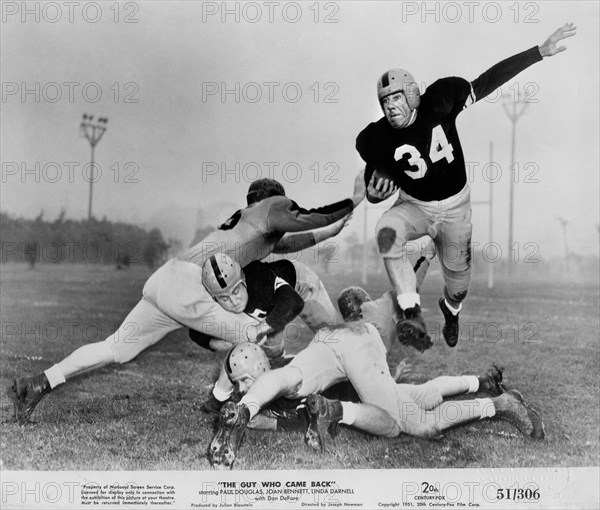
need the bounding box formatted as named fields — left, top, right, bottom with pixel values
left=406, top=108, right=418, bottom=126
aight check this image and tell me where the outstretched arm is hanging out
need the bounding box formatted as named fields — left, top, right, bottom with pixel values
left=272, top=212, right=353, bottom=253
left=268, top=169, right=365, bottom=233
left=468, top=23, right=577, bottom=104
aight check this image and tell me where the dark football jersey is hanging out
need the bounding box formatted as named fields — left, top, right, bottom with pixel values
left=241, top=260, right=302, bottom=331
left=188, top=260, right=303, bottom=349
left=180, top=196, right=353, bottom=266
left=356, top=46, right=542, bottom=201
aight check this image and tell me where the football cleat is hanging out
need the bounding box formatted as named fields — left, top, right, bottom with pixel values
left=11, top=373, right=51, bottom=426
left=301, top=394, right=343, bottom=451
left=477, top=365, right=506, bottom=397
left=438, top=298, right=460, bottom=348
left=201, top=393, right=225, bottom=415
left=396, top=304, right=432, bottom=352
left=208, top=402, right=250, bottom=469
left=493, top=390, right=545, bottom=440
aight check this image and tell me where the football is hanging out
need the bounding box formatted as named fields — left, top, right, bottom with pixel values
left=370, top=162, right=401, bottom=188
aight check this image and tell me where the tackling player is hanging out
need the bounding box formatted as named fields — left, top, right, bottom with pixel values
left=191, top=253, right=342, bottom=411
left=190, top=253, right=341, bottom=358
left=207, top=287, right=544, bottom=469
left=10, top=173, right=365, bottom=426
left=356, top=23, right=577, bottom=349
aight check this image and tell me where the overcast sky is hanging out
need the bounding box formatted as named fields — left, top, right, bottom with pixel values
left=2, top=1, right=599, bottom=257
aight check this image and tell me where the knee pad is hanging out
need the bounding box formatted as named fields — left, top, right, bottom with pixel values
left=377, top=227, right=397, bottom=255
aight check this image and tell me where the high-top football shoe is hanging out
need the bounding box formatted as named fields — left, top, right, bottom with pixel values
left=396, top=304, right=432, bottom=352
left=302, top=394, right=343, bottom=451
left=438, top=298, right=460, bottom=347
left=11, top=373, right=51, bottom=426
left=208, top=402, right=250, bottom=469
left=493, top=390, right=545, bottom=440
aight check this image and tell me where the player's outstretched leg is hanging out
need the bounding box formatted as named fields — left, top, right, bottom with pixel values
left=10, top=374, right=51, bottom=426
left=208, top=402, right=250, bottom=469
left=492, top=390, right=545, bottom=440
left=438, top=298, right=462, bottom=347
left=302, top=394, right=343, bottom=451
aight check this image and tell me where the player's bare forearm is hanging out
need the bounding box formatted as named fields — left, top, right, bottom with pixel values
left=208, top=338, right=235, bottom=352
left=273, top=215, right=351, bottom=252
left=272, top=232, right=316, bottom=253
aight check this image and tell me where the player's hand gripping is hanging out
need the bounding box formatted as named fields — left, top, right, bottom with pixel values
left=367, top=173, right=399, bottom=202
left=246, top=321, right=271, bottom=344
left=539, top=23, right=577, bottom=57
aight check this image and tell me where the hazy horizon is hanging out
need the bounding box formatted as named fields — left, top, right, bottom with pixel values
left=2, top=1, right=599, bottom=256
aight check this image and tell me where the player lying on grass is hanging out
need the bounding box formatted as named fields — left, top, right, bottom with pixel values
left=208, top=342, right=363, bottom=433
left=10, top=173, right=365, bottom=426
left=208, top=288, right=545, bottom=469
left=197, top=237, right=437, bottom=415
left=356, top=23, right=577, bottom=349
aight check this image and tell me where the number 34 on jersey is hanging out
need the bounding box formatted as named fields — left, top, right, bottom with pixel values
left=395, top=125, right=454, bottom=180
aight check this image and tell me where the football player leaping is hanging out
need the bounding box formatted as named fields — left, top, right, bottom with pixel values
left=356, top=23, right=576, bottom=349
left=10, top=173, right=365, bottom=426
left=207, top=286, right=544, bottom=469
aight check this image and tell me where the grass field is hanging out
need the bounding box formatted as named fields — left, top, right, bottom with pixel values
left=1, top=262, right=599, bottom=471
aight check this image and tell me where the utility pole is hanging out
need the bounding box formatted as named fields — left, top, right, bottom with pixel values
left=487, top=141, right=494, bottom=289
left=80, top=114, right=108, bottom=221
left=501, top=91, right=529, bottom=276
left=557, top=217, right=569, bottom=259
left=472, top=142, right=495, bottom=289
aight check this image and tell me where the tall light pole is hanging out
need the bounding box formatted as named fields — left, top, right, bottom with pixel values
left=80, top=114, right=108, bottom=221
left=501, top=92, right=529, bottom=276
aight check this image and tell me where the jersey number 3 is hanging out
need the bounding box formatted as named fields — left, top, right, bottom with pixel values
left=394, top=125, right=454, bottom=180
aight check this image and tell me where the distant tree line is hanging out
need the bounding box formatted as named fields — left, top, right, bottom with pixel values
left=0, top=211, right=169, bottom=269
